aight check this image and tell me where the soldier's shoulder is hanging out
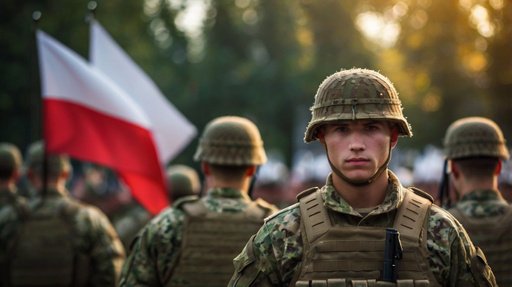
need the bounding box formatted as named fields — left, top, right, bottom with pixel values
left=264, top=202, right=300, bottom=223
left=172, top=195, right=200, bottom=210
left=406, top=186, right=434, bottom=203
left=147, top=206, right=187, bottom=230
left=426, top=203, right=463, bottom=235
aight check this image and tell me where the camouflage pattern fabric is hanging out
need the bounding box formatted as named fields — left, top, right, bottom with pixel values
left=0, top=187, right=27, bottom=249
left=229, top=172, right=493, bottom=286
left=119, top=187, right=277, bottom=286
left=0, top=186, right=27, bottom=284
left=112, top=203, right=152, bottom=252
left=448, top=189, right=512, bottom=287
left=450, top=189, right=509, bottom=218
left=1, top=187, right=125, bottom=286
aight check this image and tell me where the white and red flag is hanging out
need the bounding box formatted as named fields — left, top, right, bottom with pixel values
left=90, top=20, right=196, bottom=165
left=36, top=30, right=169, bottom=214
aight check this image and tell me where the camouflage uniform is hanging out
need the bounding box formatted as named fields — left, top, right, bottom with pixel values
left=443, top=117, right=512, bottom=286
left=0, top=186, right=28, bottom=285
left=0, top=142, right=28, bottom=282
left=0, top=186, right=26, bottom=211
left=230, top=173, right=492, bottom=286
left=451, top=189, right=509, bottom=219
left=120, top=187, right=276, bottom=286
left=230, top=69, right=496, bottom=286
left=120, top=116, right=278, bottom=286
left=17, top=187, right=126, bottom=286
left=112, top=202, right=151, bottom=253
left=2, top=141, right=125, bottom=287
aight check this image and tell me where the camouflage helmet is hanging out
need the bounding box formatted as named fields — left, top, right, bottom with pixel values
left=25, top=141, right=72, bottom=177
left=194, top=116, right=267, bottom=166
left=166, top=164, right=201, bottom=200
left=443, top=117, right=509, bottom=160
left=0, top=142, right=22, bottom=179
left=304, top=68, right=412, bottom=142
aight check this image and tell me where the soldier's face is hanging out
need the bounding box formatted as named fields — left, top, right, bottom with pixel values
left=320, top=120, right=395, bottom=183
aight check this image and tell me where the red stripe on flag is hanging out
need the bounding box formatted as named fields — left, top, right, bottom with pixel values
left=44, top=98, right=169, bottom=214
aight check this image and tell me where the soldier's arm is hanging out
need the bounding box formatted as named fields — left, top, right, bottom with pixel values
left=229, top=233, right=280, bottom=286
left=427, top=205, right=496, bottom=287
left=86, top=207, right=126, bottom=287
left=449, top=217, right=496, bottom=287
left=119, top=208, right=184, bottom=286
left=229, top=207, right=303, bottom=286
left=119, top=225, right=160, bottom=286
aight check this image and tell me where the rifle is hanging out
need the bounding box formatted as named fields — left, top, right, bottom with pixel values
left=382, top=228, right=403, bottom=282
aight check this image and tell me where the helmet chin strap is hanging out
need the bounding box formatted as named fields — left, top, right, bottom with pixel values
left=323, top=142, right=391, bottom=187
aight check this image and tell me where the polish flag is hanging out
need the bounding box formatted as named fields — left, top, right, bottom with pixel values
left=90, top=20, right=196, bottom=165
left=36, top=30, right=169, bottom=214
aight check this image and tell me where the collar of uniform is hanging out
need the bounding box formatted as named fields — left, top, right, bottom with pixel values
left=321, top=171, right=403, bottom=217
left=38, top=187, right=69, bottom=198
left=459, top=189, right=503, bottom=202
left=206, top=187, right=250, bottom=200
left=455, top=189, right=508, bottom=217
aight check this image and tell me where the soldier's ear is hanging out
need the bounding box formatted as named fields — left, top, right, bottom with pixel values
left=390, top=128, right=399, bottom=148
left=245, top=165, right=257, bottom=177
left=495, top=160, right=502, bottom=175
left=450, top=161, right=460, bottom=178
left=201, top=162, right=211, bottom=175
left=317, top=127, right=326, bottom=144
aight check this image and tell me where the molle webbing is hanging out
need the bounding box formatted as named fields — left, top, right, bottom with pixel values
left=295, top=279, right=430, bottom=286
left=450, top=206, right=512, bottom=286
left=169, top=201, right=268, bottom=287
left=9, top=210, right=75, bottom=286
left=393, top=190, right=431, bottom=243
left=296, top=189, right=436, bottom=286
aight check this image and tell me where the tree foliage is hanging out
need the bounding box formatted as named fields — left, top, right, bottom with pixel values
left=1, top=0, right=510, bottom=167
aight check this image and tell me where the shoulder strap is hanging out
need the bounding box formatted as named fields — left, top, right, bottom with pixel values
left=393, top=188, right=432, bottom=241
left=173, top=195, right=200, bottom=210
left=298, top=188, right=330, bottom=244
left=182, top=200, right=208, bottom=217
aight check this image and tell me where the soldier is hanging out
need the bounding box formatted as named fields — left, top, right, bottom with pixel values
left=113, top=165, right=201, bottom=252
left=0, top=142, right=25, bottom=207
left=442, top=117, right=512, bottom=286
left=4, top=141, right=125, bottom=286
left=0, top=143, right=28, bottom=286
left=120, top=116, right=278, bottom=286
left=229, top=68, right=496, bottom=286
left=166, top=164, right=201, bottom=206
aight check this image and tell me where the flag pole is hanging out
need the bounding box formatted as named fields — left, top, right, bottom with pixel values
left=32, top=11, right=48, bottom=202
left=86, top=1, right=98, bottom=22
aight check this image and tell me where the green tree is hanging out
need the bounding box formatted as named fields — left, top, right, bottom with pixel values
left=485, top=0, right=512, bottom=140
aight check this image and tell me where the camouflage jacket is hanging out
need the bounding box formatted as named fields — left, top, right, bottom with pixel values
left=450, top=189, right=509, bottom=218
left=4, top=187, right=125, bottom=286
left=229, top=172, right=495, bottom=287
left=0, top=186, right=28, bottom=276
left=119, top=187, right=278, bottom=286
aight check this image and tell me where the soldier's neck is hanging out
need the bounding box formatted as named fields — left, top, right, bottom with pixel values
left=332, top=172, right=389, bottom=208
left=457, top=174, right=498, bottom=197
left=206, top=176, right=251, bottom=193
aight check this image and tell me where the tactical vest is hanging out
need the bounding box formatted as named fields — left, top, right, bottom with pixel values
left=294, top=188, right=439, bottom=287
left=7, top=199, right=88, bottom=287
left=167, top=199, right=273, bottom=287
left=449, top=205, right=512, bottom=286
